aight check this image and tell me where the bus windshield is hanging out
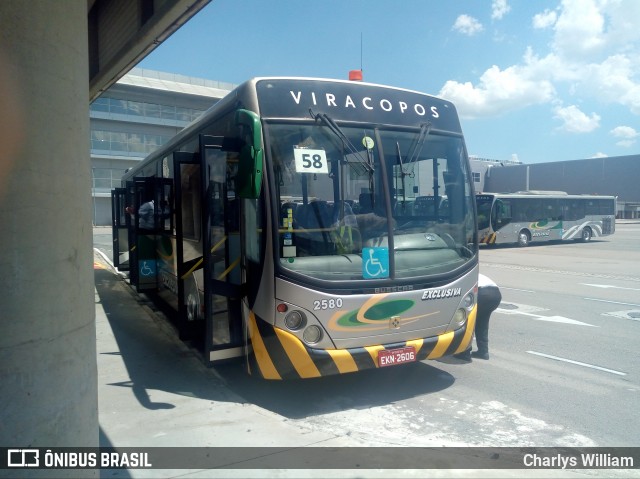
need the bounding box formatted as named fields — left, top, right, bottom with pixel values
left=476, top=195, right=494, bottom=230
left=267, top=121, right=476, bottom=282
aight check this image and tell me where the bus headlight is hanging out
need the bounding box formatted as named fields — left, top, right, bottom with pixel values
left=453, top=308, right=467, bottom=328
left=461, top=292, right=475, bottom=311
left=284, top=310, right=306, bottom=331
left=303, top=325, right=323, bottom=344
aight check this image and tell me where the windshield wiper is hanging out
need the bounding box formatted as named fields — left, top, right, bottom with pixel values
left=406, top=122, right=432, bottom=166
left=309, top=109, right=373, bottom=174
left=396, top=141, right=407, bottom=205
left=309, top=110, right=379, bottom=211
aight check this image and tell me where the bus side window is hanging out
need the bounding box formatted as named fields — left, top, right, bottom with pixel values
left=550, top=200, right=562, bottom=221
left=181, top=168, right=202, bottom=240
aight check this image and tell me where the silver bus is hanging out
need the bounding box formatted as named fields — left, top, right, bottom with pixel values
left=476, top=191, right=616, bottom=247
left=111, top=77, right=479, bottom=379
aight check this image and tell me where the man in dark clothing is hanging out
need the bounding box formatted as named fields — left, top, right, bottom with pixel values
left=454, top=273, right=502, bottom=361
left=471, top=274, right=502, bottom=359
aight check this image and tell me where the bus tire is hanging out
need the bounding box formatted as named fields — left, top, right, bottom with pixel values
left=517, top=229, right=531, bottom=247
left=580, top=227, right=592, bottom=242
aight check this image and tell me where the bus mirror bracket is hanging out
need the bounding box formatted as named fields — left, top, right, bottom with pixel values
left=235, top=109, right=263, bottom=199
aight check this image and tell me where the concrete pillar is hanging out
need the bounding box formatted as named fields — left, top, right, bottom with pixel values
left=0, top=0, right=98, bottom=468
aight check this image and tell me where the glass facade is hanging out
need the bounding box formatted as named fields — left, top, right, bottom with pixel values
left=90, top=97, right=206, bottom=204
left=92, top=168, right=126, bottom=190
left=89, top=71, right=233, bottom=226
left=90, top=129, right=173, bottom=156
left=90, top=96, right=205, bottom=123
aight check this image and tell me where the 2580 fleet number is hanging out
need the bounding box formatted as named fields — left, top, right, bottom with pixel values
left=313, top=298, right=343, bottom=310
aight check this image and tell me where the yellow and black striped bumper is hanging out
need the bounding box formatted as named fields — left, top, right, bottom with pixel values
left=247, top=307, right=476, bottom=380
left=480, top=233, right=497, bottom=244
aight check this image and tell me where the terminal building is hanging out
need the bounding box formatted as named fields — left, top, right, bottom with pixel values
left=468, top=154, right=523, bottom=193
left=91, top=69, right=640, bottom=224
left=90, top=68, right=235, bottom=225
left=479, top=155, right=640, bottom=219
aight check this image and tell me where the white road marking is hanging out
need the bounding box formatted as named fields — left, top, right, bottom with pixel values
left=483, top=263, right=640, bottom=282
left=496, top=303, right=596, bottom=326
left=603, top=310, right=640, bottom=322
left=527, top=351, right=627, bottom=376
left=581, top=283, right=640, bottom=292
left=500, top=287, right=535, bottom=293
left=496, top=302, right=547, bottom=314
left=527, top=315, right=597, bottom=326
left=584, top=297, right=640, bottom=308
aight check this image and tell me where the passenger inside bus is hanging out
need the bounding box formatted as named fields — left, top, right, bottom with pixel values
left=138, top=198, right=155, bottom=230
left=330, top=201, right=360, bottom=254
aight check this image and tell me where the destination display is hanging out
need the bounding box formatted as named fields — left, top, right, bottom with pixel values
left=256, top=79, right=462, bottom=131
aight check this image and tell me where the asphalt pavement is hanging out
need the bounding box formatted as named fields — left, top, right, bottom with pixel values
left=92, top=244, right=610, bottom=479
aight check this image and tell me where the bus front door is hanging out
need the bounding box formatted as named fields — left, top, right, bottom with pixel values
left=173, top=152, right=205, bottom=341
left=202, top=135, right=244, bottom=363
left=173, top=140, right=244, bottom=361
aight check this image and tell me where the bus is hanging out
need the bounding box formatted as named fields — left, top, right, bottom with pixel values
left=476, top=191, right=616, bottom=247
left=111, top=77, right=478, bottom=379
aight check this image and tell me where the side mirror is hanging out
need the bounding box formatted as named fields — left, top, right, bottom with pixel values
left=235, top=109, right=263, bottom=199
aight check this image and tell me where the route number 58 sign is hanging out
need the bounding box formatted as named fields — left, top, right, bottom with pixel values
left=293, top=147, right=328, bottom=174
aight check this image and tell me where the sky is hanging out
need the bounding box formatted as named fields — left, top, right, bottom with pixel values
left=137, top=0, right=640, bottom=164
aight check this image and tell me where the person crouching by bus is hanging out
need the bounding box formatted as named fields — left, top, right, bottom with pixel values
left=454, top=273, right=502, bottom=361
left=471, top=274, right=502, bottom=359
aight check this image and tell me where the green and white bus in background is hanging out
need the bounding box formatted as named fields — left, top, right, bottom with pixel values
left=476, top=191, right=616, bottom=247
left=112, top=77, right=479, bottom=379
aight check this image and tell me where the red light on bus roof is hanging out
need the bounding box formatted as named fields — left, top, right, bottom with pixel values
left=349, top=70, right=363, bottom=81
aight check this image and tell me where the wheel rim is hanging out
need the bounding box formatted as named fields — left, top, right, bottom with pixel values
left=519, top=232, right=529, bottom=246
left=187, top=292, right=199, bottom=321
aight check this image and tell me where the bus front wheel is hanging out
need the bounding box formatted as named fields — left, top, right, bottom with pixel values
left=517, top=230, right=531, bottom=247
left=580, top=227, right=592, bottom=242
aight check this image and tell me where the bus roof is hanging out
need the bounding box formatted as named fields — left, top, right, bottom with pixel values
left=122, top=76, right=463, bottom=182
left=477, top=192, right=617, bottom=200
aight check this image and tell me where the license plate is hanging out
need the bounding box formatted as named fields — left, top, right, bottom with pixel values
left=378, top=347, right=416, bottom=368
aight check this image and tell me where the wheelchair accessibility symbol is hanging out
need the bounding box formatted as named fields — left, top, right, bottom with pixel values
left=140, top=260, right=156, bottom=277
left=363, top=247, right=389, bottom=279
